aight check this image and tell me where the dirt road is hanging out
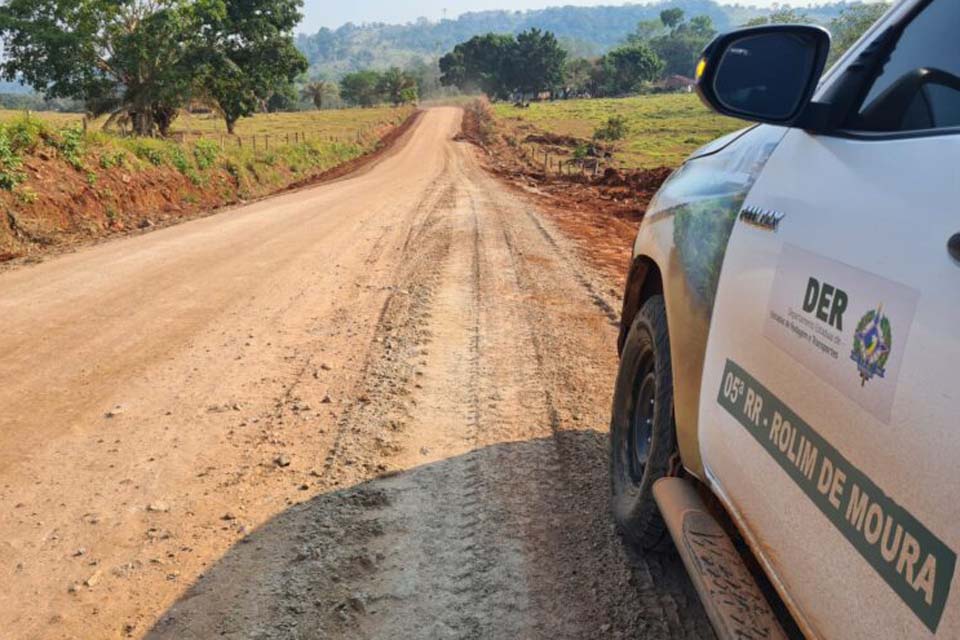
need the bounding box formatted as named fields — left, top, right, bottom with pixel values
left=0, top=108, right=710, bottom=639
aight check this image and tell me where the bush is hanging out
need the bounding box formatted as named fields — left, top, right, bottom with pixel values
left=7, top=117, right=46, bottom=153
left=593, top=115, right=629, bottom=141
left=0, top=129, right=26, bottom=191
left=168, top=146, right=190, bottom=174
left=17, top=186, right=38, bottom=204
left=99, top=150, right=127, bottom=170
left=193, top=139, right=219, bottom=170
left=131, top=140, right=165, bottom=166
left=54, top=126, right=86, bottom=169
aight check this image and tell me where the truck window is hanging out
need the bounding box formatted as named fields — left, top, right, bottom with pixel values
left=854, top=0, right=960, bottom=132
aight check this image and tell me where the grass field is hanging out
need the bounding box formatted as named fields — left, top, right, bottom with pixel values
left=172, top=107, right=412, bottom=139
left=493, top=94, right=745, bottom=169
left=0, top=109, right=82, bottom=127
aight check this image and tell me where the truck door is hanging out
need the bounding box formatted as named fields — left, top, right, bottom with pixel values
left=698, top=2, right=960, bottom=637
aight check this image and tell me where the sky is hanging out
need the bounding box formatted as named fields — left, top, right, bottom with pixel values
left=300, top=0, right=819, bottom=33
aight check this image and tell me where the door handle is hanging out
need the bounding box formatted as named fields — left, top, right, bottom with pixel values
left=950, top=233, right=960, bottom=264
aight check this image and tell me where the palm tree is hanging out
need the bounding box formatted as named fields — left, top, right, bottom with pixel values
left=378, top=68, right=418, bottom=106
left=301, top=81, right=331, bottom=110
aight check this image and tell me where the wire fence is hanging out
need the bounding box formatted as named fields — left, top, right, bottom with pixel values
left=70, top=114, right=387, bottom=153
left=518, top=142, right=609, bottom=178
left=167, top=126, right=384, bottom=151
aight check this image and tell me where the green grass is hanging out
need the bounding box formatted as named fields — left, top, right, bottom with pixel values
left=493, top=94, right=745, bottom=169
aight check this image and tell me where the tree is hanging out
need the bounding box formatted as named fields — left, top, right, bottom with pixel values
left=564, top=58, right=597, bottom=96
left=0, top=0, right=307, bottom=136
left=301, top=81, right=334, bottom=110
left=0, top=0, right=197, bottom=136
left=648, top=14, right=716, bottom=78
left=439, top=33, right=514, bottom=99
left=627, top=19, right=667, bottom=45
left=439, top=30, right=566, bottom=100
left=267, top=83, right=299, bottom=112
left=623, top=11, right=716, bottom=80
left=687, top=15, right=716, bottom=38
left=405, top=59, right=442, bottom=100
left=829, top=3, right=891, bottom=64
left=378, top=67, right=418, bottom=106
left=340, top=70, right=383, bottom=107
left=508, top=29, right=567, bottom=97
left=193, top=0, right=307, bottom=134
left=660, top=8, right=685, bottom=30
left=600, top=44, right=664, bottom=95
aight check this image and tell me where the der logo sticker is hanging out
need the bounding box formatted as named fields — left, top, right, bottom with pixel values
left=764, top=245, right=919, bottom=423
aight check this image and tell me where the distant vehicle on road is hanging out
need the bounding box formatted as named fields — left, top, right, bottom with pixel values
left=610, top=2, right=960, bottom=637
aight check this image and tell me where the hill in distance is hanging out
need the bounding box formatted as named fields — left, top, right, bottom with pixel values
left=296, top=0, right=858, bottom=79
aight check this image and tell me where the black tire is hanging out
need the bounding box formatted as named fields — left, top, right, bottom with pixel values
left=610, top=294, right=677, bottom=552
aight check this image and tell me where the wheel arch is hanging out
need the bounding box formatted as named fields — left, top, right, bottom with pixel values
left=618, top=255, right=663, bottom=356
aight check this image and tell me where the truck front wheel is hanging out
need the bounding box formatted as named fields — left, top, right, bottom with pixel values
left=610, top=294, right=677, bottom=552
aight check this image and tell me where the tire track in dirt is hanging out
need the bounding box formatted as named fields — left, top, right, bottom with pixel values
left=471, top=159, right=715, bottom=640
left=318, top=177, right=457, bottom=484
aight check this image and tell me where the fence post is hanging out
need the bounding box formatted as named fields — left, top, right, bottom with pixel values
left=265, top=134, right=270, bottom=150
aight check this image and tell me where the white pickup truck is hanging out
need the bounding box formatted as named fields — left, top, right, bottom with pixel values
left=609, top=2, right=959, bottom=638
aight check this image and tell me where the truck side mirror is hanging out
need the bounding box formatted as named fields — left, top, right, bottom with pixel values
left=696, top=25, right=831, bottom=127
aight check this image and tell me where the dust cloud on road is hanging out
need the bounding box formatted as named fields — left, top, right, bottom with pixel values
left=0, top=108, right=711, bottom=639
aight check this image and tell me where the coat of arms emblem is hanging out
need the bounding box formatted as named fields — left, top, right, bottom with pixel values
left=851, top=304, right=892, bottom=386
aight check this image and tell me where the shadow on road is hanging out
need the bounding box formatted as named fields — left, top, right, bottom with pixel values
left=145, top=431, right=712, bottom=640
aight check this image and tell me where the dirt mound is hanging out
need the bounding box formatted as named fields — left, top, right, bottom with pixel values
left=454, top=98, right=496, bottom=148
left=1, top=162, right=232, bottom=262
left=599, top=166, right=673, bottom=190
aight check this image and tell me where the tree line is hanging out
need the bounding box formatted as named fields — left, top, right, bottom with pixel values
left=438, top=3, right=891, bottom=101
left=296, top=66, right=425, bottom=110
left=437, top=14, right=713, bottom=100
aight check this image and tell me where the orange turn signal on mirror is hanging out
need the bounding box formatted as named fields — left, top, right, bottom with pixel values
left=695, top=58, right=707, bottom=81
